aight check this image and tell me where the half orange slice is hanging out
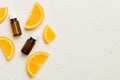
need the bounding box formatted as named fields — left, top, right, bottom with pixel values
left=26, top=51, right=49, bottom=77
left=0, top=36, right=15, bottom=61
left=25, top=2, right=44, bottom=30
left=0, top=7, right=8, bottom=22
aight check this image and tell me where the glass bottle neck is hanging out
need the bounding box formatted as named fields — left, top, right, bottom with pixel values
left=10, top=18, right=17, bottom=22
left=30, top=37, right=36, bottom=42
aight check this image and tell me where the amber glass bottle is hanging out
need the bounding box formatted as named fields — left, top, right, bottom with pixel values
left=21, top=32, right=39, bottom=55
left=10, top=18, right=22, bottom=36
left=21, top=37, right=36, bottom=55
left=9, top=13, right=22, bottom=36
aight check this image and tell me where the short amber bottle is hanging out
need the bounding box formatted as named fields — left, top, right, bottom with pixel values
left=10, top=14, right=22, bottom=36
left=21, top=32, right=39, bottom=55
left=21, top=37, right=36, bottom=55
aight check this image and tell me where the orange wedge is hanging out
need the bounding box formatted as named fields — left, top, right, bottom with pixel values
left=25, top=2, right=44, bottom=30
left=26, top=51, right=49, bottom=77
left=0, top=36, right=15, bottom=61
left=0, top=7, right=8, bottom=22
left=43, top=25, right=56, bottom=44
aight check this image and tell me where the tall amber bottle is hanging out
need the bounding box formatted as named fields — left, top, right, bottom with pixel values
left=10, top=14, right=22, bottom=36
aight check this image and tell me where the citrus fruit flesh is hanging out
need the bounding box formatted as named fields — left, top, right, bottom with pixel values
left=0, top=7, right=8, bottom=22
left=43, top=25, right=56, bottom=44
left=0, top=36, right=15, bottom=61
left=26, top=51, right=49, bottom=77
left=25, top=2, right=44, bottom=30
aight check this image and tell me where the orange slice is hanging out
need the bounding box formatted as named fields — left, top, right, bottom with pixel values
left=26, top=51, right=49, bottom=77
left=0, top=36, right=15, bottom=61
left=25, top=2, right=44, bottom=30
left=0, top=7, right=8, bottom=22
left=43, top=25, right=56, bottom=44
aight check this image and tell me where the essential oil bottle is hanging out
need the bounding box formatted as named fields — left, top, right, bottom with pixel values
left=10, top=13, right=22, bottom=36
left=21, top=32, right=39, bottom=55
